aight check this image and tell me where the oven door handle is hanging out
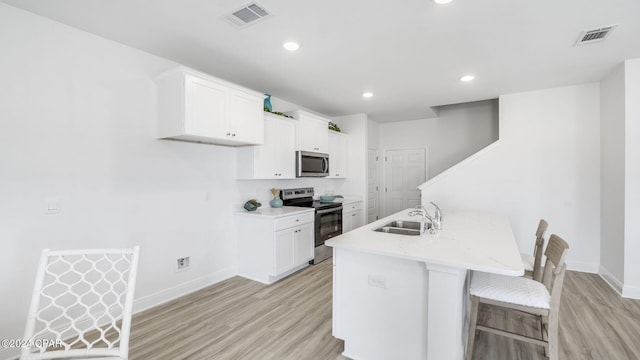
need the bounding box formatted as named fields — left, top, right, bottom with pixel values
left=316, top=206, right=343, bottom=215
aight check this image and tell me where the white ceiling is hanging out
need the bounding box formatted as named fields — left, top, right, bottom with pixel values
left=2, top=0, right=640, bottom=122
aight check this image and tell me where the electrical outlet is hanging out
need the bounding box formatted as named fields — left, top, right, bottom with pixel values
left=368, top=275, right=387, bottom=289
left=176, top=257, right=190, bottom=272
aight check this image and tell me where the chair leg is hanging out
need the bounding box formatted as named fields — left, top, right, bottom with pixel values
left=548, top=315, right=559, bottom=360
left=541, top=314, right=549, bottom=357
left=466, top=296, right=480, bottom=360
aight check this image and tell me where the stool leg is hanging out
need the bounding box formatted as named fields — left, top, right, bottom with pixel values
left=466, top=296, right=479, bottom=360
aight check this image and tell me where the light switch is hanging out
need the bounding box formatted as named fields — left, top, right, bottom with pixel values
left=45, top=198, right=61, bottom=214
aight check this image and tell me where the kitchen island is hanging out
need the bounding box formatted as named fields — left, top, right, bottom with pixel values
left=325, top=209, right=523, bottom=360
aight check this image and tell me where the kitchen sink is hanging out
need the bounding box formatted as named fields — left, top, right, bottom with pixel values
left=373, top=220, right=424, bottom=236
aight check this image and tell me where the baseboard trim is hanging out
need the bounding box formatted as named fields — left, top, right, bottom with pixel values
left=566, top=261, right=599, bottom=273
left=622, top=284, right=640, bottom=300
left=133, top=267, right=237, bottom=313
left=599, top=265, right=623, bottom=295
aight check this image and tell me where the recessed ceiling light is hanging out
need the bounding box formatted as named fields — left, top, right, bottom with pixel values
left=362, top=92, right=374, bottom=98
left=460, top=75, right=475, bottom=82
left=283, top=42, right=300, bottom=51
left=434, top=0, right=453, bottom=4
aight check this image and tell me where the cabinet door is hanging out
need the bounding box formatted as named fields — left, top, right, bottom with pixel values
left=253, top=116, right=279, bottom=178
left=351, top=210, right=365, bottom=229
left=276, top=118, right=296, bottom=178
left=328, top=132, right=348, bottom=178
left=293, top=223, right=314, bottom=263
left=298, top=113, right=329, bottom=153
left=252, top=116, right=295, bottom=179
left=343, top=202, right=364, bottom=233
left=228, top=89, right=264, bottom=145
left=184, top=75, right=227, bottom=138
left=342, top=210, right=353, bottom=233
left=274, top=228, right=295, bottom=276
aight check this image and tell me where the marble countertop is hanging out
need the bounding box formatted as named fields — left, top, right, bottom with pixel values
left=340, top=197, right=363, bottom=205
left=325, top=209, right=524, bottom=276
left=235, top=206, right=314, bottom=218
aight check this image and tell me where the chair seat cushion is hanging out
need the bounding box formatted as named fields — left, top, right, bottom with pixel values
left=470, top=271, right=550, bottom=309
left=520, top=253, right=534, bottom=271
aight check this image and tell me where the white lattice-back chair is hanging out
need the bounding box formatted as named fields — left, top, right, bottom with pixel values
left=20, top=246, right=140, bottom=360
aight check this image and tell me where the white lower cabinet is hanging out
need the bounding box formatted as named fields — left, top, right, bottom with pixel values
left=274, top=223, right=314, bottom=275
left=342, top=201, right=364, bottom=233
left=236, top=209, right=314, bottom=284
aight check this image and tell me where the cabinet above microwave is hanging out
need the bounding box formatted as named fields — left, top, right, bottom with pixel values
left=286, top=110, right=329, bottom=153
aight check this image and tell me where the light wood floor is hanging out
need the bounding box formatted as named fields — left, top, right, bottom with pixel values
left=127, top=260, right=640, bottom=360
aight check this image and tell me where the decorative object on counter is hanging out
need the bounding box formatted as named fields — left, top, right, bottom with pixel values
left=328, top=121, right=341, bottom=132
left=319, top=194, right=343, bottom=202
left=244, top=199, right=262, bottom=211
left=270, top=188, right=283, bottom=208
left=263, top=94, right=273, bottom=112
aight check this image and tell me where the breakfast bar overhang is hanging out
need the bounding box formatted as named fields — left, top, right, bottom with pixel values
left=326, top=209, right=524, bottom=360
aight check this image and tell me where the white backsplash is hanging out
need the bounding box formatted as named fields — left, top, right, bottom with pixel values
left=236, top=178, right=347, bottom=209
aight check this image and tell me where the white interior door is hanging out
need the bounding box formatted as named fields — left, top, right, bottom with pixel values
left=383, top=148, right=427, bottom=216
left=367, top=148, right=380, bottom=223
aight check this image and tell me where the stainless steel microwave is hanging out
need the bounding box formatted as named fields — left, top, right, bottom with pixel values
left=296, top=151, right=329, bottom=177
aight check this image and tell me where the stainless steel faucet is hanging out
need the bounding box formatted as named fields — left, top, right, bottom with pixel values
left=430, top=202, right=442, bottom=230
left=408, top=206, right=434, bottom=235
left=408, top=202, right=442, bottom=233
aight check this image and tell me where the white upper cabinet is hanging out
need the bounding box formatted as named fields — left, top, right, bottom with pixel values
left=237, top=113, right=296, bottom=179
left=288, top=110, right=329, bottom=153
left=156, top=68, right=264, bottom=146
left=328, top=131, right=348, bottom=178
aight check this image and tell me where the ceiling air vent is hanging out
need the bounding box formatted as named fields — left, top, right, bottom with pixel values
left=225, top=2, right=272, bottom=28
left=575, top=25, right=616, bottom=45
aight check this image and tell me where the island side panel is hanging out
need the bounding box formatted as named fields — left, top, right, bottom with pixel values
left=333, top=247, right=428, bottom=360
left=425, top=264, right=469, bottom=360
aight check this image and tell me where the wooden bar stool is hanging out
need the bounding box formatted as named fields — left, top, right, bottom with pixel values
left=521, top=219, right=549, bottom=282
left=466, top=234, right=569, bottom=360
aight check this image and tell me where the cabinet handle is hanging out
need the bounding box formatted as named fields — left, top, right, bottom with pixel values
left=232, top=133, right=236, bottom=137
left=226, top=132, right=231, bottom=136
left=296, top=219, right=299, bottom=222
left=352, top=214, right=356, bottom=217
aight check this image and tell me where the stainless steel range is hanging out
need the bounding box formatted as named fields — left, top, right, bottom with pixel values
left=280, top=187, right=342, bottom=264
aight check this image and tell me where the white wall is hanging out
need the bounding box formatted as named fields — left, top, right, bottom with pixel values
left=419, top=84, right=601, bottom=272
left=599, top=64, right=626, bottom=288
left=623, top=59, right=640, bottom=297
left=0, top=5, right=241, bottom=356
left=378, top=99, right=499, bottom=179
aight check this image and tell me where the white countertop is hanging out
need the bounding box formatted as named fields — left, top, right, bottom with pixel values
left=235, top=206, right=314, bottom=218
left=326, top=209, right=524, bottom=276
left=340, top=196, right=362, bottom=205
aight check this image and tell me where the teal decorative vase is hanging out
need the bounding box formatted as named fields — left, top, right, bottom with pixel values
left=264, top=94, right=272, bottom=112
left=270, top=196, right=283, bottom=208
